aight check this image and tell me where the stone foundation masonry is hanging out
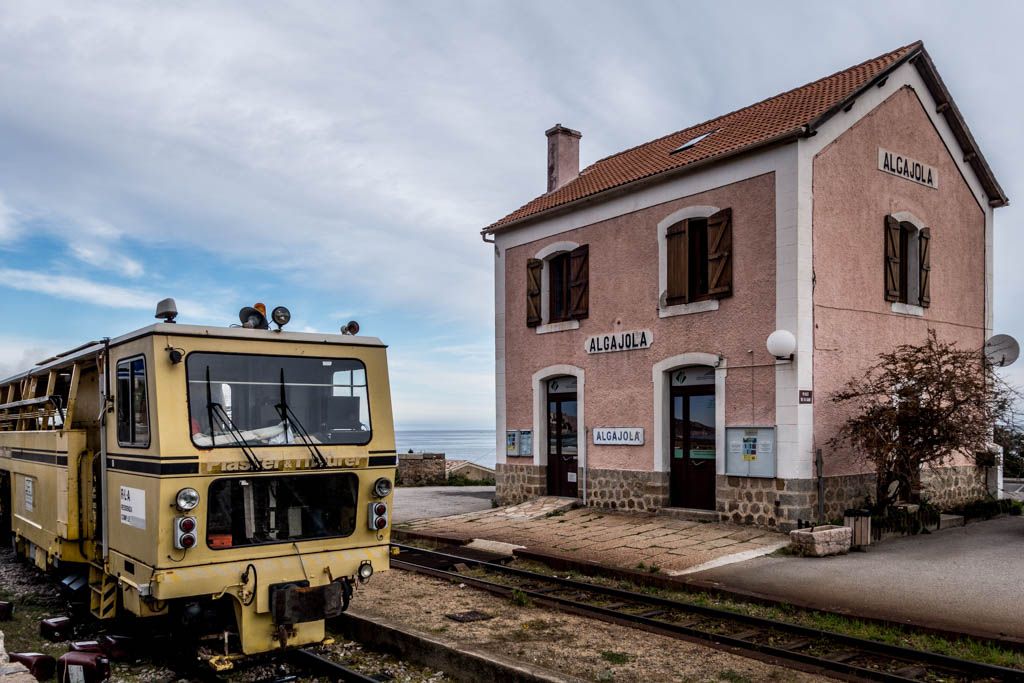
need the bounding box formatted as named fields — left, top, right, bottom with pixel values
left=499, top=462, right=990, bottom=530
left=495, top=462, right=546, bottom=505
left=584, top=467, right=669, bottom=511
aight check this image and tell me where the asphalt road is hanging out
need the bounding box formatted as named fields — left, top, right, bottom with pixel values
left=393, top=485, right=495, bottom=523
left=690, top=515, right=1024, bottom=641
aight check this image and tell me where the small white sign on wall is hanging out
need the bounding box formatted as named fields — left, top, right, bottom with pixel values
left=593, top=428, right=645, bottom=446
left=24, top=477, right=34, bottom=513
left=585, top=330, right=653, bottom=355
left=119, top=486, right=146, bottom=530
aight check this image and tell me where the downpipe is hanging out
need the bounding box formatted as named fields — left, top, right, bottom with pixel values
left=99, top=338, right=111, bottom=559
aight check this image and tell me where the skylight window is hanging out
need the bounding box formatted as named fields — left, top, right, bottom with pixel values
left=670, top=129, right=717, bottom=154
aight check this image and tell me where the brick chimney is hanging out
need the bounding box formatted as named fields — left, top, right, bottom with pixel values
left=546, top=124, right=582, bottom=192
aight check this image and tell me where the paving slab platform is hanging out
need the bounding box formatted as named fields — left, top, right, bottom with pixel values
left=395, top=497, right=788, bottom=576
left=688, top=515, right=1024, bottom=643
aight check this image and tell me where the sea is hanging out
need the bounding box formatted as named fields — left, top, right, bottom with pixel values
left=394, top=429, right=497, bottom=468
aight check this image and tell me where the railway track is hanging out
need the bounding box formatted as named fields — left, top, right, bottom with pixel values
left=391, top=543, right=1024, bottom=683
left=285, top=648, right=384, bottom=682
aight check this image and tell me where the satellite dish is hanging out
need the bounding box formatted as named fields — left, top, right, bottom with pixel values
left=985, top=334, right=1020, bottom=367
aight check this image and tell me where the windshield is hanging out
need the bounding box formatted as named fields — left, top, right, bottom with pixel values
left=186, top=352, right=371, bottom=448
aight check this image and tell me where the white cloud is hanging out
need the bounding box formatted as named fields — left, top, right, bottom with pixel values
left=70, top=243, right=144, bottom=278
left=0, top=193, right=16, bottom=242
left=0, top=267, right=220, bottom=321
left=0, top=335, right=61, bottom=381
left=387, top=344, right=495, bottom=430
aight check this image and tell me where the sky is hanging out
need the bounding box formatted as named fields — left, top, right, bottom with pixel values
left=1, top=1, right=1023, bottom=430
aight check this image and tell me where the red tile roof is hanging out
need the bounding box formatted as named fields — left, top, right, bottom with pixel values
left=486, top=42, right=927, bottom=233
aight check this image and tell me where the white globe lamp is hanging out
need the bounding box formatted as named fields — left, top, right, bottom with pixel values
left=767, top=330, right=796, bottom=361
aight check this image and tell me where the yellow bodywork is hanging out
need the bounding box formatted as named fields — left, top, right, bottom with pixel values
left=0, top=323, right=397, bottom=655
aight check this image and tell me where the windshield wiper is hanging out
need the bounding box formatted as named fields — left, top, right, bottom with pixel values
left=205, top=366, right=263, bottom=471
left=275, top=368, right=328, bottom=468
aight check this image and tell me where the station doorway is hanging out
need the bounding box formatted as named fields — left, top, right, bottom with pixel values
left=669, top=367, right=716, bottom=509
left=546, top=376, right=579, bottom=498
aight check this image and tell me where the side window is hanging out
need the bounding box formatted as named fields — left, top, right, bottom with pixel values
left=116, top=357, right=150, bottom=447
left=548, top=252, right=571, bottom=322
left=666, top=208, right=732, bottom=305
left=884, top=216, right=931, bottom=307
left=526, top=245, right=589, bottom=327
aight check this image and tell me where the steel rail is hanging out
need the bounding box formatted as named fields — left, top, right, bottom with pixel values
left=392, top=543, right=1021, bottom=683
left=288, top=648, right=382, bottom=683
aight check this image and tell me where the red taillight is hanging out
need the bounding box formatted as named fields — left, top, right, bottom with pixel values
left=174, top=516, right=198, bottom=550
left=367, top=501, right=389, bottom=531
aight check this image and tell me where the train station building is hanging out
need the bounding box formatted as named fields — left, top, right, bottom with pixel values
left=483, top=41, right=1007, bottom=529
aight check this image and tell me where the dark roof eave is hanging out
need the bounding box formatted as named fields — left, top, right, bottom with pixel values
left=911, top=47, right=1007, bottom=208
left=808, top=42, right=1007, bottom=208
left=481, top=127, right=807, bottom=236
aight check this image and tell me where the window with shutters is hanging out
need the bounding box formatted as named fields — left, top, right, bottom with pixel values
left=549, top=252, right=571, bottom=322
left=663, top=207, right=733, bottom=312
left=884, top=215, right=930, bottom=310
left=527, top=243, right=589, bottom=331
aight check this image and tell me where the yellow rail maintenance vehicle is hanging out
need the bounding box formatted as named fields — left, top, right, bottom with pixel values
left=0, top=300, right=397, bottom=667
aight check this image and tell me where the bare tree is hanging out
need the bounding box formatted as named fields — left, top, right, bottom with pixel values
left=830, top=330, right=1013, bottom=508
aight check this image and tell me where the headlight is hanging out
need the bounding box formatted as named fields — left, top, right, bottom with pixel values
left=271, top=306, right=291, bottom=328
left=175, top=487, right=200, bottom=511
left=373, top=477, right=393, bottom=498
left=358, top=561, right=374, bottom=581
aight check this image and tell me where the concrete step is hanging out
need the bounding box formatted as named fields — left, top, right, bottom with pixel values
left=939, top=513, right=965, bottom=528
left=657, top=507, right=721, bottom=522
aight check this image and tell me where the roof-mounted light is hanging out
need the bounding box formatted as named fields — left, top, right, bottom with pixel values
left=239, top=304, right=269, bottom=330
left=155, top=298, right=178, bottom=323
left=271, top=306, right=291, bottom=330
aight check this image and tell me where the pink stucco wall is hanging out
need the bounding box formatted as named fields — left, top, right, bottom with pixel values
left=812, top=86, right=987, bottom=476
left=504, top=173, right=777, bottom=472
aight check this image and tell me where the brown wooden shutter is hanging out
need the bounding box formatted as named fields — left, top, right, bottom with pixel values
left=707, top=208, right=733, bottom=298
left=884, top=215, right=901, bottom=302
left=666, top=221, right=688, bottom=305
left=569, top=245, right=589, bottom=320
left=918, top=227, right=931, bottom=308
left=526, top=258, right=543, bottom=327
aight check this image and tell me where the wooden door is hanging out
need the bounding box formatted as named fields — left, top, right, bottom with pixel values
left=546, top=390, right=579, bottom=498
left=670, top=385, right=716, bottom=509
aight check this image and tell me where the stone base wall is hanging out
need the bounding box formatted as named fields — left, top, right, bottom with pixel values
left=715, top=476, right=809, bottom=530
left=716, top=466, right=988, bottom=531
left=921, top=465, right=988, bottom=509
left=496, top=462, right=989, bottom=527
left=585, top=468, right=669, bottom=511
left=396, top=453, right=445, bottom=486
left=495, top=462, right=547, bottom=505
left=819, top=472, right=876, bottom=520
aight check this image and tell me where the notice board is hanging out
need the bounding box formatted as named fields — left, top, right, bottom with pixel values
left=725, top=426, right=776, bottom=478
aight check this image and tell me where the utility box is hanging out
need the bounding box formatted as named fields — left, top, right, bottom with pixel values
left=843, top=508, right=872, bottom=548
